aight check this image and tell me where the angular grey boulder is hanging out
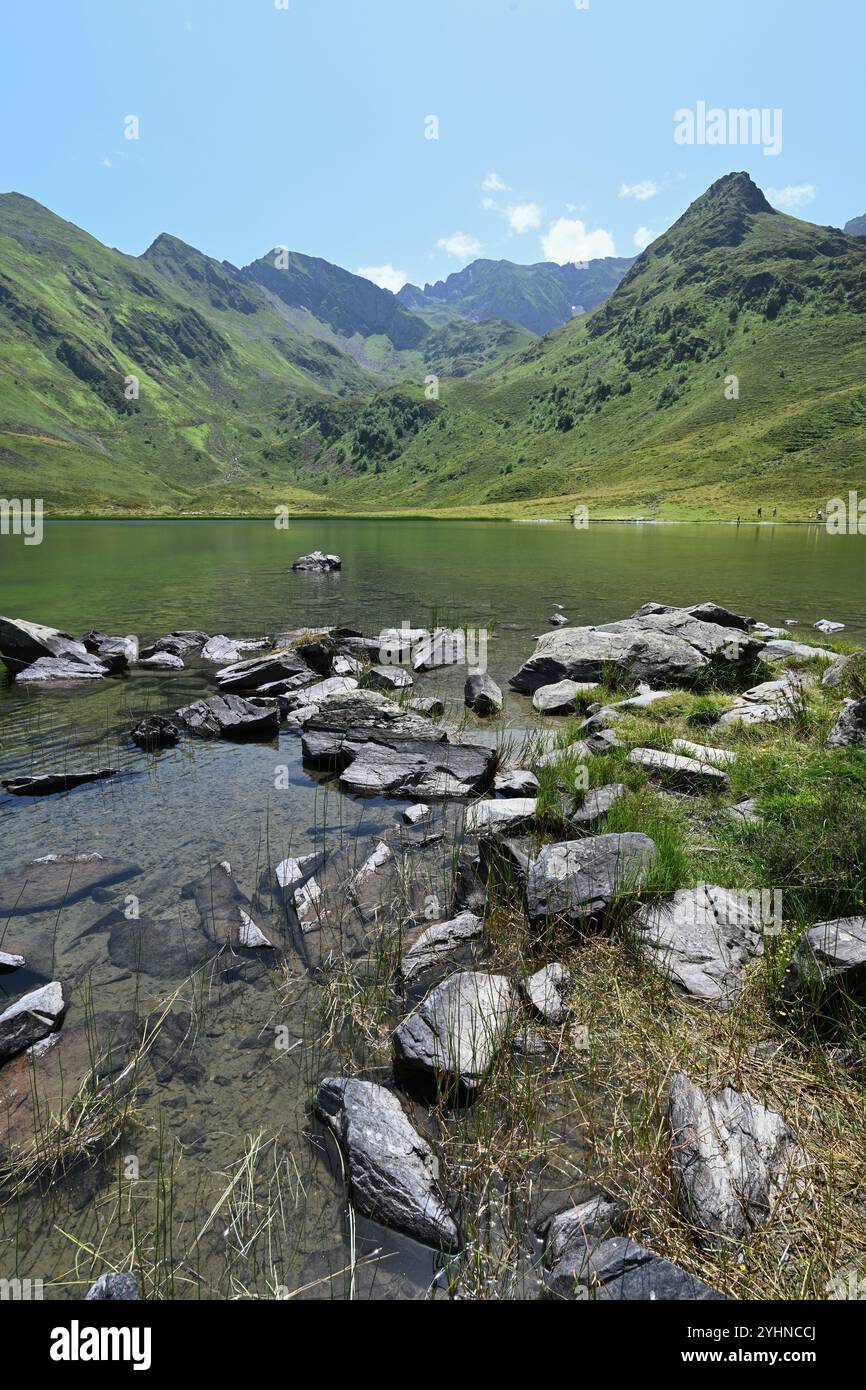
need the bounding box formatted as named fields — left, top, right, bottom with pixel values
left=631, top=885, right=763, bottom=1007
left=365, top=665, right=414, bottom=693
left=571, top=783, right=627, bottom=829
left=822, top=654, right=856, bottom=689
left=0, top=982, right=66, bottom=1064
left=140, top=651, right=184, bottom=670
left=0, top=951, right=25, bottom=972
left=781, top=917, right=866, bottom=1018
left=401, top=912, right=484, bottom=985
left=668, top=1072, right=809, bottom=1250
left=463, top=798, right=537, bottom=836
left=0, top=615, right=91, bottom=675
left=627, top=748, right=728, bottom=792
left=190, top=862, right=273, bottom=950
left=546, top=1234, right=727, bottom=1301
left=523, top=963, right=570, bottom=1024
left=524, top=834, right=659, bottom=926
left=494, top=769, right=540, bottom=799
left=85, top=1273, right=141, bottom=1301
left=393, top=971, right=515, bottom=1092
left=670, top=739, right=735, bottom=768
left=215, top=649, right=313, bottom=694
left=292, top=550, right=342, bottom=572
left=16, top=655, right=108, bottom=682
left=543, top=1195, right=625, bottom=1270
left=533, top=680, right=595, bottom=715
left=464, top=673, right=503, bottom=716
left=827, top=697, right=866, bottom=749
left=174, top=694, right=280, bottom=740
left=315, top=1078, right=458, bottom=1248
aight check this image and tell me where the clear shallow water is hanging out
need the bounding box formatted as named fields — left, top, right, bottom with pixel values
left=0, top=519, right=863, bottom=1299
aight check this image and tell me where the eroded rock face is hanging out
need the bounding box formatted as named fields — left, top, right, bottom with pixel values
left=0, top=982, right=66, bottom=1064
left=315, top=1078, right=459, bottom=1249
left=511, top=607, right=762, bottom=693
left=631, top=885, right=763, bottom=1007
left=781, top=918, right=866, bottom=1017
left=0, top=616, right=91, bottom=675
left=545, top=1235, right=727, bottom=1301
left=523, top=834, right=659, bottom=927
left=668, top=1073, right=809, bottom=1250
left=393, top=971, right=515, bottom=1092
left=827, top=697, right=866, bottom=749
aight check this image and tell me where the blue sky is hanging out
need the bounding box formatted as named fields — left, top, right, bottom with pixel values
left=1, top=0, right=863, bottom=290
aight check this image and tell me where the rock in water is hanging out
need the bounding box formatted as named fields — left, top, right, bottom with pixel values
left=215, top=650, right=314, bottom=694
left=464, top=674, right=503, bottom=716
left=0, top=853, right=141, bottom=917
left=131, top=716, right=180, bottom=750
left=827, top=697, right=866, bottom=749
left=393, top=971, right=515, bottom=1092
left=0, top=952, right=25, bottom=972
left=315, top=1077, right=459, bottom=1248
left=85, top=1273, right=141, bottom=1301
left=631, top=885, right=763, bottom=1007
left=463, top=798, right=537, bottom=835
left=0, top=982, right=66, bottom=1064
left=365, top=665, right=414, bottom=693
left=668, top=1072, right=809, bottom=1250
left=545, top=1235, right=727, bottom=1301
left=292, top=550, right=342, bottom=572
left=173, top=694, right=280, bottom=740
left=190, top=863, right=273, bottom=950
left=0, top=615, right=92, bottom=675
left=15, top=655, right=108, bottom=683
left=2, top=771, right=117, bottom=797
left=524, top=833, right=659, bottom=927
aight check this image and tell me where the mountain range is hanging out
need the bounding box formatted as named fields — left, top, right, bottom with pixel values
left=1, top=176, right=864, bottom=517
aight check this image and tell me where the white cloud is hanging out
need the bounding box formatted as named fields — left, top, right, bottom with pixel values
left=437, top=232, right=484, bottom=261
left=506, top=201, right=542, bottom=234
left=765, top=183, right=816, bottom=210
left=633, top=226, right=656, bottom=250
left=356, top=263, right=409, bottom=294
left=482, top=197, right=498, bottom=211
left=482, top=172, right=508, bottom=192
left=619, top=180, right=658, bottom=201
left=541, top=218, right=616, bottom=264
left=101, top=158, right=112, bottom=169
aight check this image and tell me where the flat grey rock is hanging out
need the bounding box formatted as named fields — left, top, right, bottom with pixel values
left=782, top=917, right=866, bottom=1016
left=523, top=963, right=570, bottom=1023
left=190, top=862, right=273, bottom=950
left=494, top=769, right=540, bottom=798
left=762, top=639, right=835, bottom=663
left=669, top=1072, right=809, bottom=1250
left=543, top=1195, right=625, bottom=1274
left=627, top=747, right=729, bottom=792
left=671, top=739, right=735, bottom=768
left=393, top=971, right=515, bottom=1091
left=0, top=853, right=141, bottom=917
left=571, top=783, right=628, bottom=828
left=16, top=655, right=108, bottom=682
left=315, top=1077, right=458, bottom=1248
left=140, top=651, right=184, bottom=670
left=402, top=912, right=484, bottom=985
left=174, top=694, right=280, bottom=740
left=365, top=665, right=414, bottom=693
left=631, top=885, right=763, bottom=1007
left=464, top=798, right=537, bottom=835
left=215, top=649, right=313, bottom=694
left=403, top=803, right=432, bottom=826
left=0, top=951, right=25, bottom=972
left=0, top=615, right=91, bottom=675
left=545, top=1235, right=727, bottom=1300
left=524, top=833, right=659, bottom=927
left=533, top=680, right=595, bottom=715
left=822, top=654, right=856, bottom=689
left=827, top=697, right=866, bottom=749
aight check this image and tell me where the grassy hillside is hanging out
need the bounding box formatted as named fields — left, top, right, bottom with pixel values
left=2, top=174, right=865, bottom=519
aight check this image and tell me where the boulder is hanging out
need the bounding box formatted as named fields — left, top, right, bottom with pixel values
left=494, top=769, right=540, bottom=799
left=511, top=608, right=762, bottom=693
left=543, top=1195, right=625, bottom=1271
left=301, top=691, right=445, bottom=765
left=140, top=651, right=184, bottom=670
left=627, top=748, right=729, bottom=792
left=85, top=1273, right=141, bottom=1302
left=0, top=853, right=140, bottom=918
left=412, top=629, right=471, bottom=673
left=131, top=715, right=180, bottom=750
left=634, top=601, right=753, bottom=632
left=549, top=613, right=568, bottom=627
left=762, top=639, right=835, bottom=663
left=315, top=1077, right=459, bottom=1248
left=201, top=635, right=245, bottom=664
left=781, top=917, right=866, bottom=1018
left=0, top=951, right=24, bottom=972
left=814, top=619, right=845, bottom=634
left=83, top=632, right=139, bottom=667
left=215, top=649, right=313, bottom=694
left=282, top=677, right=358, bottom=712
left=464, top=673, right=502, bottom=716
left=2, top=770, right=117, bottom=797
left=190, top=862, right=274, bottom=950
left=393, top=971, right=515, bottom=1092
left=402, top=912, right=484, bottom=986
left=822, top=654, right=856, bottom=688
left=827, top=697, right=866, bottom=749
left=631, top=885, right=763, bottom=1007
left=571, top=783, right=628, bottom=829
left=668, top=1072, right=809, bottom=1250
left=365, top=665, right=414, bottom=693
left=533, top=680, right=595, bottom=715
left=332, top=653, right=363, bottom=679
left=407, top=696, right=445, bottom=719
left=173, top=694, right=280, bottom=740
left=718, top=676, right=803, bottom=728
left=0, top=615, right=91, bottom=675
left=140, top=632, right=204, bottom=660
left=545, top=1235, right=727, bottom=1301
left=403, top=804, right=432, bottom=826
left=524, top=833, right=659, bottom=927
left=16, top=655, right=108, bottom=682
left=0, top=982, right=65, bottom=1064
left=670, top=739, right=735, bottom=768
left=523, top=963, right=570, bottom=1024
left=463, top=798, right=537, bottom=836
left=292, top=551, right=342, bottom=572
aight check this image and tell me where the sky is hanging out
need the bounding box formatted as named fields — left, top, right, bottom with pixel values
left=0, top=0, right=863, bottom=291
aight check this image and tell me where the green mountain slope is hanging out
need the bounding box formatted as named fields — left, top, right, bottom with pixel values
left=316, top=174, right=866, bottom=518
left=397, top=256, right=634, bottom=334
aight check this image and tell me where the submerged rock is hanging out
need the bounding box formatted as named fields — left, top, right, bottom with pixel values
left=315, top=1077, right=459, bottom=1248
left=393, top=971, right=516, bottom=1092
left=2, top=770, right=117, bottom=797
left=631, top=885, right=763, bottom=1007
left=0, top=853, right=141, bottom=918
left=523, top=834, right=659, bottom=927
left=0, top=982, right=66, bottom=1064
left=190, top=862, right=274, bottom=951
left=668, top=1072, right=809, bottom=1250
